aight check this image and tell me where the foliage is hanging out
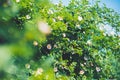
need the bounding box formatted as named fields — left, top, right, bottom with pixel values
left=0, top=0, right=120, bottom=80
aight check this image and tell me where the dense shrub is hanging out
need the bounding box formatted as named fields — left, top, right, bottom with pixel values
left=0, top=0, right=120, bottom=80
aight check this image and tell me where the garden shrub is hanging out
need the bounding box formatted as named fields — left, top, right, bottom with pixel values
left=0, top=0, right=120, bottom=80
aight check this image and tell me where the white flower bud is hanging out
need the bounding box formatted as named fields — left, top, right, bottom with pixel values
left=86, top=40, right=92, bottom=46
left=33, top=41, right=38, bottom=46
left=78, top=16, right=83, bottom=21
left=62, top=33, right=66, bottom=37
left=79, top=70, right=84, bottom=75
left=54, top=67, right=58, bottom=72
left=96, top=67, right=101, bottom=72
left=25, top=64, right=30, bottom=69
left=35, top=68, right=43, bottom=76
left=58, top=16, right=63, bottom=20
left=26, top=15, right=31, bottom=19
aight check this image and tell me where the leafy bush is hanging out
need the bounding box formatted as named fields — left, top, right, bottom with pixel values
left=0, top=0, right=120, bottom=80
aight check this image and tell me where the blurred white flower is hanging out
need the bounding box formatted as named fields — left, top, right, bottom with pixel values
left=26, top=15, right=31, bottom=19
left=58, top=16, right=63, bottom=20
left=35, top=68, right=43, bottom=76
left=84, top=62, right=86, bottom=65
left=54, top=67, right=58, bottom=72
left=84, top=56, right=88, bottom=60
left=16, top=0, right=20, bottom=3
left=83, top=31, right=85, bottom=34
left=47, top=44, right=52, bottom=49
left=79, top=70, right=84, bottom=75
left=33, top=41, right=38, bottom=46
left=38, top=22, right=51, bottom=34
left=62, top=33, right=66, bottom=37
left=76, top=24, right=80, bottom=27
left=96, top=67, right=100, bottom=72
left=76, top=24, right=81, bottom=29
left=54, top=44, right=57, bottom=48
left=86, top=40, right=92, bottom=46
left=25, top=63, right=30, bottom=69
left=78, top=16, right=83, bottom=21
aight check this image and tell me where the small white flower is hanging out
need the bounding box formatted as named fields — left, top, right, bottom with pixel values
left=84, top=62, right=86, bottom=65
left=76, top=24, right=80, bottom=27
left=54, top=44, right=57, bottom=48
left=16, top=0, right=20, bottom=3
left=38, top=22, right=51, bottom=34
left=86, top=40, right=92, bottom=46
left=54, top=67, right=58, bottom=72
left=33, top=41, right=38, bottom=46
left=96, top=67, right=100, bottom=72
left=62, top=33, right=66, bottom=37
left=25, top=64, right=30, bottom=69
left=79, top=70, right=84, bottom=75
left=84, top=56, right=88, bottom=60
left=47, top=44, right=52, bottom=49
left=76, top=24, right=81, bottom=29
left=26, top=15, right=31, bottom=19
left=58, top=16, right=63, bottom=20
left=83, top=31, right=85, bottom=34
left=78, top=16, right=83, bottom=21
left=35, top=68, right=43, bottom=76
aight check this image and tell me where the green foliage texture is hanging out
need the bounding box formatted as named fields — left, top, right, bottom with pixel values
left=0, top=0, right=120, bottom=80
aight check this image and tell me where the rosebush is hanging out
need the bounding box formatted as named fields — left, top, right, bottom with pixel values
left=0, top=0, right=120, bottom=80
